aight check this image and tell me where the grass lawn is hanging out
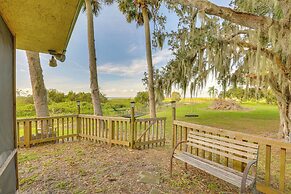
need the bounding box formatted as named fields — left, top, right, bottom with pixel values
left=157, top=101, right=280, bottom=138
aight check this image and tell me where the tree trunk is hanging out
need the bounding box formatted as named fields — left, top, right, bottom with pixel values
left=85, top=0, right=103, bottom=116
left=277, top=99, right=291, bottom=142
left=222, top=80, right=227, bottom=99
left=142, top=7, right=156, bottom=118
left=26, top=51, right=49, bottom=117
left=269, top=75, right=291, bottom=142
left=26, top=51, right=52, bottom=137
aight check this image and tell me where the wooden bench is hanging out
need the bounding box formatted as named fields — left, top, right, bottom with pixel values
left=170, top=130, right=259, bottom=193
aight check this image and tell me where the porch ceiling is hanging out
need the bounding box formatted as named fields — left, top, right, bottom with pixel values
left=0, top=0, right=83, bottom=55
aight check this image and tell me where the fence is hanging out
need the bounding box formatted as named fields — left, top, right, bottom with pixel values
left=17, top=115, right=79, bottom=148
left=17, top=114, right=166, bottom=149
left=172, top=120, right=291, bottom=194
left=134, top=117, right=166, bottom=149
left=78, top=115, right=131, bottom=146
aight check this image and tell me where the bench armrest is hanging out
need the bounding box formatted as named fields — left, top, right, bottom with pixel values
left=241, top=160, right=257, bottom=193
left=171, top=140, right=188, bottom=156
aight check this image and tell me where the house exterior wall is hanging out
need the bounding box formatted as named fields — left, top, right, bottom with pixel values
left=0, top=15, right=17, bottom=193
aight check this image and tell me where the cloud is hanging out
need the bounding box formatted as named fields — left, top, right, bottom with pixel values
left=101, top=78, right=145, bottom=97
left=98, top=49, right=172, bottom=76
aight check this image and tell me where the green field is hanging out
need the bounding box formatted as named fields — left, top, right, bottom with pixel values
left=157, top=101, right=280, bottom=137
left=17, top=98, right=280, bottom=137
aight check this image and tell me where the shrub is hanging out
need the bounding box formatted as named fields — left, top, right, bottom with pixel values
left=171, top=92, right=181, bottom=102
left=134, top=91, right=149, bottom=106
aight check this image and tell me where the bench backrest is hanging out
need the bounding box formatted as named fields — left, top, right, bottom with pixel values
left=187, top=130, right=259, bottom=164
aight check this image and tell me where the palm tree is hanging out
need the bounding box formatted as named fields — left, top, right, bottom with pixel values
left=118, top=0, right=159, bottom=118
left=83, top=0, right=113, bottom=115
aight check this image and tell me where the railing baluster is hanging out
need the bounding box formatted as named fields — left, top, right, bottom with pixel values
left=156, top=120, right=159, bottom=147
left=183, top=127, right=188, bottom=152
left=71, top=117, right=74, bottom=140
left=89, top=117, right=91, bottom=137
left=265, top=145, right=271, bottom=186
left=279, top=148, right=286, bottom=191
left=179, top=126, right=183, bottom=151
left=62, top=118, right=65, bottom=142
left=66, top=118, right=69, bottom=142
left=57, top=118, right=60, bottom=140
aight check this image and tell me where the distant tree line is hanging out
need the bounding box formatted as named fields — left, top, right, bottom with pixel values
left=220, top=87, right=276, bottom=104
left=16, top=89, right=107, bottom=104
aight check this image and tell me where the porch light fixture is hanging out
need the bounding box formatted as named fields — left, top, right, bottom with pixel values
left=130, top=101, right=135, bottom=108
left=171, top=101, right=176, bottom=108
left=49, top=56, right=57, bottom=67
left=76, top=100, right=81, bottom=114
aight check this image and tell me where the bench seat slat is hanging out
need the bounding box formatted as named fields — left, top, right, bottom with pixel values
left=187, top=134, right=257, bottom=159
left=189, top=131, right=258, bottom=149
left=174, top=152, right=255, bottom=188
left=182, top=152, right=254, bottom=182
left=187, top=142, right=251, bottom=164
left=189, top=132, right=258, bottom=154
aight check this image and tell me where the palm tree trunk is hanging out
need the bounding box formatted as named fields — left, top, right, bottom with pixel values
left=85, top=0, right=103, bottom=116
left=142, top=7, right=156, bottom=118
left=26, top=51, right=49, bottom=117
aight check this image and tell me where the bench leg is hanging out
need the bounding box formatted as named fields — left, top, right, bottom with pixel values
left=185, top=162, right=188, bottom=170
left=170, top=156, right=173, bottom=177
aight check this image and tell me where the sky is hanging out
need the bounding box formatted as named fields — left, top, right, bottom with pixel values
left=16, top=0, right=231, bottom=98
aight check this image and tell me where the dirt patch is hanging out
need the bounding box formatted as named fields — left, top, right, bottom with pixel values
left=18, top=141, right=238, bottom=193
left=209, top=99, right=248, bottom=111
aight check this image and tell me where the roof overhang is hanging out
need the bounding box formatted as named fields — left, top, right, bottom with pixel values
left=0, top=0, right=83, bottom=55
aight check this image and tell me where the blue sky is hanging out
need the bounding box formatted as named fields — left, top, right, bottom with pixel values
left=16, top=0, right=231, bottom=98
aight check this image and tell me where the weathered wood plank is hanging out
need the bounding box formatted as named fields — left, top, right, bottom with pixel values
left=17, top=115, right=78, bottom=122
left=189, top=131, right=258, bottom=153
left=189, top=130, right=258, bottom=150
left=188, top=134, right=256, bottom=159
left=187, top=142, right=251, bottom=164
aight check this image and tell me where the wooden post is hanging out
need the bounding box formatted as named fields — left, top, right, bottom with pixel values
left=24, top=121, right=31, bottom=148
left=130, top=101, right=135, bottom=149
left=171, top=101, right=176, bottom=148
left=171, top=101, right=176, bottom=120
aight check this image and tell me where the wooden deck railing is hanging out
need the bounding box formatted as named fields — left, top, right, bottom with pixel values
left=17, top=115, right=79, bottom=147
left=17, top=114, right=166, bottom=149
left=172, top=120, right=291, bottom=194
left=78, top=115, right=131, bottom=147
